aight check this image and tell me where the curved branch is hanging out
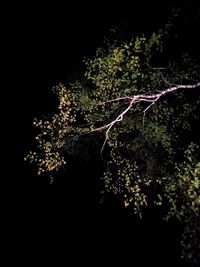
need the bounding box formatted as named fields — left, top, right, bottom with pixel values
left=90, top=82, right=200, bottom=152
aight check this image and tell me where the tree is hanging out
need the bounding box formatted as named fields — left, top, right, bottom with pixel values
left=25, top=11, right=200, bottom=266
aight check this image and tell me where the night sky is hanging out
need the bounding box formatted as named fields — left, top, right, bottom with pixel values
left=5, top=1, right=199, bottom=266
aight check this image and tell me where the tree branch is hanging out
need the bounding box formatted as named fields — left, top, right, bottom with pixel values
left=90, top=82, right=200, bottom=153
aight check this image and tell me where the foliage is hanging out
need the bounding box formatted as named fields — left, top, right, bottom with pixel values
left=164, top=144, right=200, bottom=265
left=25, top=14, right=200, bottom=266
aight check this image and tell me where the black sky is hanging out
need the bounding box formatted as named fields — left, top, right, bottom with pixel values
left=11, top=1, right=176, bottom=142
left=5, top=1, right=199, bottom=265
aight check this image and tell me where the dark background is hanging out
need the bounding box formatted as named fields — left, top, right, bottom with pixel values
left=4, top=1, right=199, bottom=266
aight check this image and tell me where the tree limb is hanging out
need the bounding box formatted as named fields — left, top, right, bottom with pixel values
left=90, top=82, right=200, bottom=153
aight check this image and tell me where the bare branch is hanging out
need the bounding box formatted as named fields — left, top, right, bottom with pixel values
left=89, top=82, right=200, bottom=152
left=145, top=62, right=170, bottom=70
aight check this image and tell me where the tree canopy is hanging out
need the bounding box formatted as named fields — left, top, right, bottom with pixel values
left=25, top=9, right=200, bottom=266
